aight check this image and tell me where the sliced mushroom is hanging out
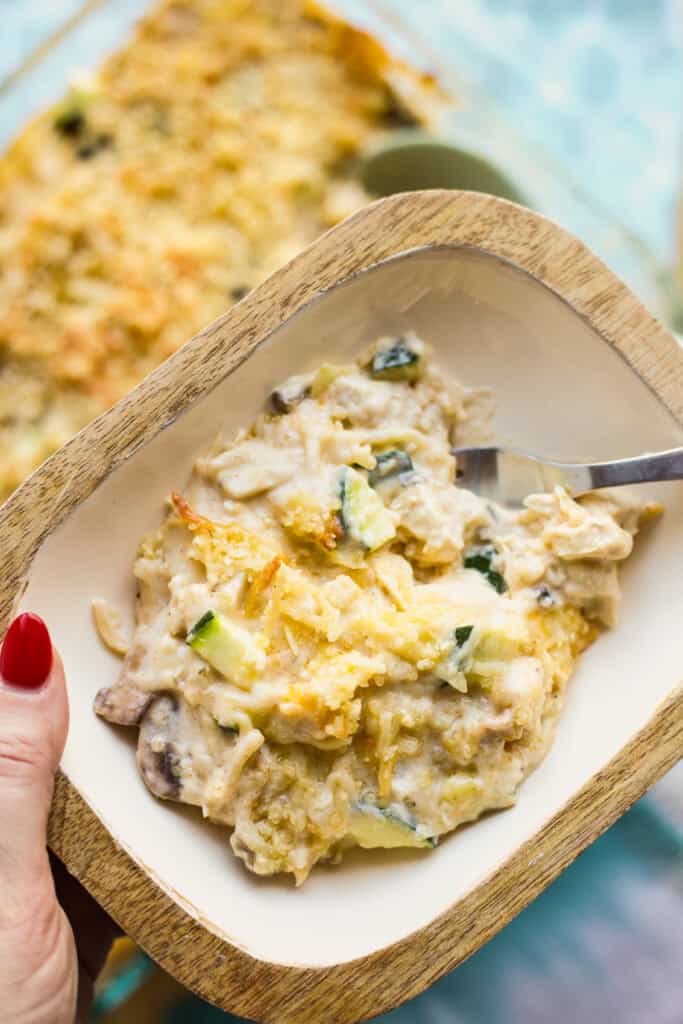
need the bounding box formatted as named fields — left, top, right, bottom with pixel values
left=94, top=680, right=152, bottom=726
left=137, top=694, right=183, bottom=801
left=93, top=641, right=154, bottom=726
left=269, top=373, right=311, bottom=414
left=136, top=694, right=264, bottom=823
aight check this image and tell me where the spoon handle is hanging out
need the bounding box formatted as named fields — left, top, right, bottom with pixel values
left=585, top=447, right=683, bottom=490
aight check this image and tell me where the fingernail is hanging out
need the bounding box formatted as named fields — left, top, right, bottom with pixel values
left=0, top=613, right=53, bottom=689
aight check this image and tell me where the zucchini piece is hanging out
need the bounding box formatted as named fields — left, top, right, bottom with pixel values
left=436, top=624, right=476, bottom=692
left=454, top=624, right=474, bottom=647
left=466, top=615, right=528, bottom=681
left=438, top=616, right=527, bottom=688
left=53, top=84, right=95, bottom=136
left=463, top=543, right=497, bottom=574
left=186, top=611, right=265, bottom=687
left=463, top=543, right=508, bottom=594
left=474, top=622, right=525, bottom=662
left=53, top=83, right=103, bottom=150
left=54, top=105, right=86, bottom=137
left=368, top=338, right=421, bottom=381
left=310, top=363, right=350, bottom=398
left=348, top=802, right=436, bottom=849
left=368, top=448, right=414, bottom=488
left=339, top=467, right=396, bottom=551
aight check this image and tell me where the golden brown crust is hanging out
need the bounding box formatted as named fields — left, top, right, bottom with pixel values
left=0, top=0, right=439, bottom=501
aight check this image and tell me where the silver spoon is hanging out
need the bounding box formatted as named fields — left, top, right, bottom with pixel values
left=452, top=445, right=683, bottom=509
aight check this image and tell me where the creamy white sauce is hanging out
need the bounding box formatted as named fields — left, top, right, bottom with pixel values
left=94, top=336, right=656, bottom=883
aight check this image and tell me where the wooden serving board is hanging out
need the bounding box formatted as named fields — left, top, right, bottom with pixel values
left=0, top=191, right=681, bottom=1023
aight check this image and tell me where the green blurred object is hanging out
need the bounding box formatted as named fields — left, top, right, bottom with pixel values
left=359, top=129, right=528, bottom=204
left=91, top=951, right=155, bottom=1020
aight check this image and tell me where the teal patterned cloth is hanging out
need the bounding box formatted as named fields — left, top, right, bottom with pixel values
left=1, top=2, right=681, bottom=1021
left=96, top=803, right=682, bottom=1024
left=382, top=0, right=683, bottom=259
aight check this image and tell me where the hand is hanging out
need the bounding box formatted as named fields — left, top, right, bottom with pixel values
left=0, top=613, right=120, bottom=1024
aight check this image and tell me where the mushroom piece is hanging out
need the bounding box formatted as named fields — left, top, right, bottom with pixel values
left=94, top=678, right=152, bottom=726
left=136, top=694, right=183, bottom=801
left=94, top=639, right=158, bottom=726
left=269, top=373, right=311, bottom=414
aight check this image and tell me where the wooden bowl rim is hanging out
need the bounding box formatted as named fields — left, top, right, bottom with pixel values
left=1, top=191, right=681, bottom=1023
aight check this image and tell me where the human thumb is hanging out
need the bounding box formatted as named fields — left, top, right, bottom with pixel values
left=0, top=613, right=68, bottom=920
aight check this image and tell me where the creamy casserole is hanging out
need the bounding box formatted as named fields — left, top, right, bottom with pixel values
left=0, top=0, right=437, bottom=500
left=94, top=336, right=656, bottom=883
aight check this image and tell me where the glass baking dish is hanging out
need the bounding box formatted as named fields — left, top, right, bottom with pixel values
left=0, top=0, right=669, bottom=316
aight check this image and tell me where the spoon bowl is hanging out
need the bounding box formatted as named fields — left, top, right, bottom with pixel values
left=453, top=445, right=683, bottom=508
left=359, top=129, right=528, bottom=203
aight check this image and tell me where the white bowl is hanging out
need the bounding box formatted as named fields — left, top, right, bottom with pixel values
left=1, top=192, right=681, bottom=1022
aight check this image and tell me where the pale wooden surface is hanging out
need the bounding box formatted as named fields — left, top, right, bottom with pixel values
left=0, top=191, right=681, bottom=1022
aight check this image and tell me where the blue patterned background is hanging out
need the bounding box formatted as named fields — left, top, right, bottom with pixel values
left=393, top=0, right=682, bottom=259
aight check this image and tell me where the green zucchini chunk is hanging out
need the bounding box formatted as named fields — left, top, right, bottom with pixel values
left=339, top=467, right=396, bottom=550
left=464, top=543, right=508, bottom=594
left=368, top=448, right=414, bottom=487
left=348, top=801, right=437, bottom=849
left=368, top=337, right=422, bottom=381
left=187, top=610, right=265, bottom=686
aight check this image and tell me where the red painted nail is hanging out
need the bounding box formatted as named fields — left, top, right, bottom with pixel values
left=0, top=613, right=53, bottom=689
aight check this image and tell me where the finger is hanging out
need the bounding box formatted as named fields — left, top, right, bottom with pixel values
left=0, top=613, right=68, bottom=923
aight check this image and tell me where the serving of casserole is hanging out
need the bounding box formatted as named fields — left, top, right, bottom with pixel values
left=94, top=334, right=657, bottom=883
